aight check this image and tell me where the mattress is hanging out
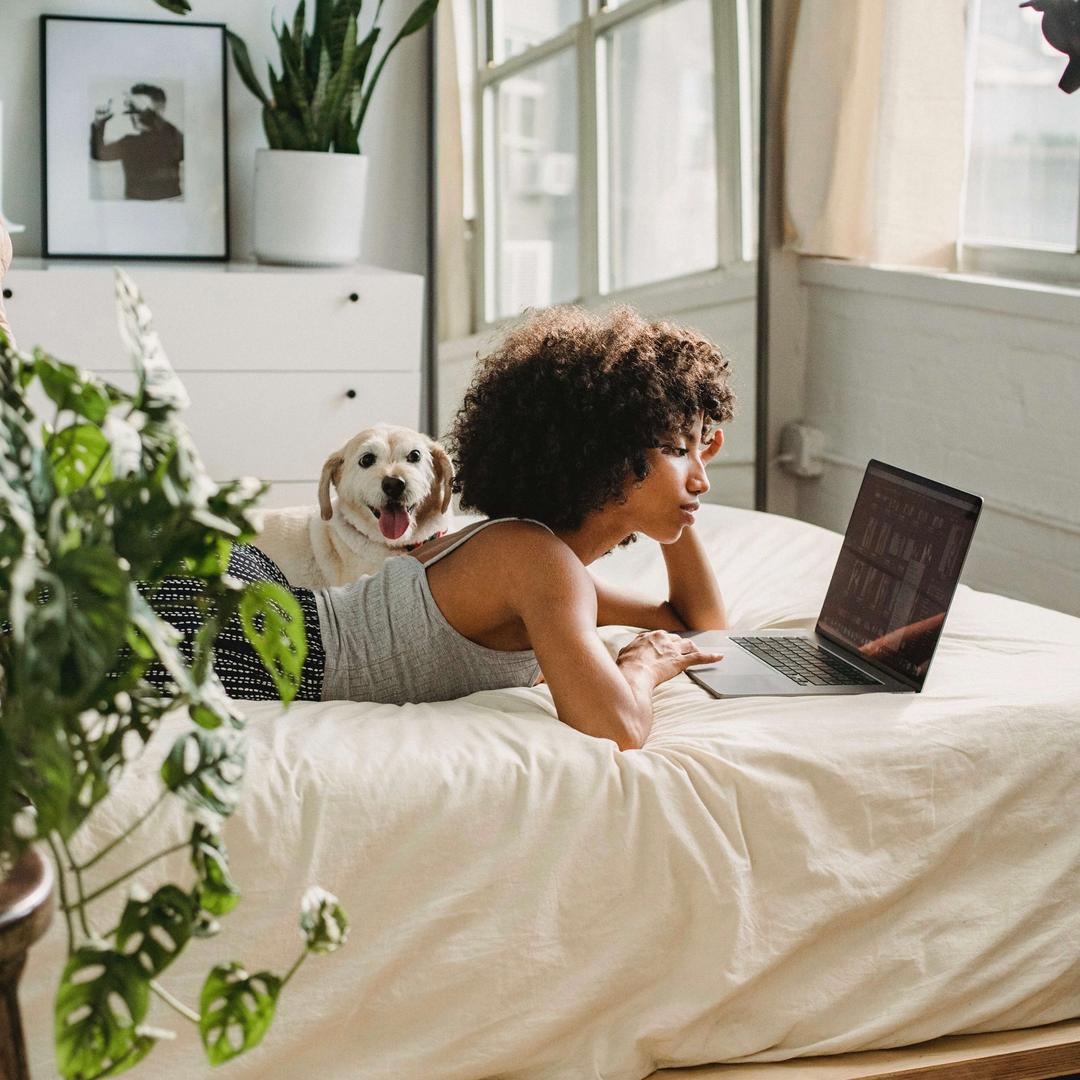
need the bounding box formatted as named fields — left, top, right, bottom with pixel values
left=22, top=504, right=1080, bottom=1080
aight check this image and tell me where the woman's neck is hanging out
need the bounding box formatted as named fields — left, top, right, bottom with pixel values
left=553, top=508, right=634, bottom=565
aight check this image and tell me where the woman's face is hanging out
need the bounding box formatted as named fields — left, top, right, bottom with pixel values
left=620, top=413, right=723, bottom=542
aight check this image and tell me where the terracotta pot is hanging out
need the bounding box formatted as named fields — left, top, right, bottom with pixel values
left=0, top=848, right=54, bottom=1080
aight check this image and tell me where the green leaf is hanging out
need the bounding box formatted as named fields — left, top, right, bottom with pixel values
left=264, top=107, right=312, bottom=151
left=311, top=44, right=332, bottom=141
left=53, top=545, right=131, bottom=700
left=292, top=0, right=307, bottom=49
left=316, top=19, right=359, bottom=149
left=190, top=821, right=242, bottom=916
left=299, top=886, right=349, bottom=954
left=116, top=885, right=197, bottom=977
left=325, top=0, right=357, bottom=69
left=199, top=963, right=281, bottom=1065
left=160, top=728, right=246, bottom=818
left=356, top=0, right=438, bottom=138
left=55, top=948, right=151, bottom=1080
left=238, top=581, right=306, bottom=704
left=48, top=422, right=110, bottom=496
left=34, top=355, right=114, bottom=424
left=352, top=24, right=381, bottom=104
left=152, top=0, right=192, bottom=13
left=397, top=0, right=440, bottom=39
left=227, top=30, right=272, bottom=107
left=127, top=588, right=193, bottom=698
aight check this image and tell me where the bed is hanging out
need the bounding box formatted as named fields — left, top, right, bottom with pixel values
left=21, top=503, right=1080, bottom=1080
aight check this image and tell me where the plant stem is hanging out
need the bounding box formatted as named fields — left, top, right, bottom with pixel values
left=45, top=832, right=76, bottom=957
left=76, top=789, right=168, bottom=872
left=280, top=948, right=308, bottom=990
left=59, top=833, right=91, bottom=939
left=150, top=979, right=200, bottom=1023
left=63, top=839, right=189, bottom=911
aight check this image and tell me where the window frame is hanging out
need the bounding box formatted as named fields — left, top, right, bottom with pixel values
left=957, top=0, right=1080, bottom=289
left=472, top=0, right=757, bottom=330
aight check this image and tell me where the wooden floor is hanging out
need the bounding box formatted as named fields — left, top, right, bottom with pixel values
left=648, top=1017, right=1080, bottom=1079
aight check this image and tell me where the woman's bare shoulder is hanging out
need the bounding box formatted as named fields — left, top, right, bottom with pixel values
left=471, top=520, right=588, bottom=590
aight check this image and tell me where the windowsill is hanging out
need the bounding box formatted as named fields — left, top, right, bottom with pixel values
left=447, top=262, right=758, bottom=359
left=798, top=257, right=1080, bottom=327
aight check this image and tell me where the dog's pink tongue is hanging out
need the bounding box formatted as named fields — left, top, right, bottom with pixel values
left=379, top=506, right=410, bottom=541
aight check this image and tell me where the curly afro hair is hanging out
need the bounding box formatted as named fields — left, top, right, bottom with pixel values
left=445, top=304, right=735, bottom=534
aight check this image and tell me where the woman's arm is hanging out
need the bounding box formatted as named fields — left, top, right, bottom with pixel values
left=514, top=540, right=723, bottom=750
left=660, top=525, right=727, bottom=630
left=589, top=525, right=726, bottom=631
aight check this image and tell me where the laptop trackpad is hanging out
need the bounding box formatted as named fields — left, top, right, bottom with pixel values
left=682, top=632, right=792, bottom=695
left=682, top=634, right=778, bottom=675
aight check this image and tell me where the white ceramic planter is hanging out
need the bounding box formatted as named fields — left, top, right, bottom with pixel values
left=253, top=149, right=368, bottom=266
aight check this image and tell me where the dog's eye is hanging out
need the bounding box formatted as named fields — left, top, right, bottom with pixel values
left=359, top=453, right=376, bottom=468
left=406, top=450, right=422, bottom=463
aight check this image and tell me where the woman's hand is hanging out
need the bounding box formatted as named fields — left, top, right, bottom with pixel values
left=615, top=629, right=724, bottom=689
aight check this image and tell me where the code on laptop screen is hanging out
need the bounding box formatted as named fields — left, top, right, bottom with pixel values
left=816, top=462, right=981, bottom=686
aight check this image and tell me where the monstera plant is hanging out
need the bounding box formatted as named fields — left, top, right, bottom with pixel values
left=0, top=271, right=348, bottom=1078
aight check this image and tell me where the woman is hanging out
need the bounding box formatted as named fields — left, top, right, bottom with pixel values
left=148, top=304, right=734, bottom=751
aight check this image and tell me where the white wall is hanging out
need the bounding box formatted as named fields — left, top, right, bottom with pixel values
left=0, top=0, right=429, bottom=274
left=796, top=259, right=1080, bottom=616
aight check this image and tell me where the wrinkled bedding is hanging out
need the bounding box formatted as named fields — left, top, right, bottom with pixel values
left=24, top=505, right=1080, bottom=1079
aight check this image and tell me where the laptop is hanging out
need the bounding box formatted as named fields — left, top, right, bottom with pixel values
left=685, top=460, right=982, bottom=698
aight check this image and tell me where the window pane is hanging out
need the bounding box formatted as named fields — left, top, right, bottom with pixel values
left=492, top=0, right=580, bottom=62
left=964, top=3, right=1080, bottom=248
left=492, top=51, right=579, bottom=319
left=604, top=0, right=718, bottom=291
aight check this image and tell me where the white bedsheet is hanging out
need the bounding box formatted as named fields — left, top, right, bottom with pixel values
left=23, top=505, right=1080, bottom=1080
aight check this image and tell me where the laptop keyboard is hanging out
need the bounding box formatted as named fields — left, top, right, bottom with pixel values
left=731, top=636, right=879, bottom=687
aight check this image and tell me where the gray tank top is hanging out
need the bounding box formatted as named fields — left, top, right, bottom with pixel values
left=314, top=517, right=551, bottom=704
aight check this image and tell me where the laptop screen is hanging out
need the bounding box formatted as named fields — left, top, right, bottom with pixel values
left=816, top=460, right=982, bottom=688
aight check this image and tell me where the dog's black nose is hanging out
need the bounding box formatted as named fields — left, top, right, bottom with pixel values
left=381, top=476, right=406, bottom=499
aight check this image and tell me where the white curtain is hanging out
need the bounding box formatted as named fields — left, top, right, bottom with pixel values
left=784, top=0, right=968, bottom=269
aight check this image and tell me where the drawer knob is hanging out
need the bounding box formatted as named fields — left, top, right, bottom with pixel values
left=345, top=388, right=357, bottom=399
left=2, top=288, right=11, bottom=300
left=348, top=292, right=359, bottom=303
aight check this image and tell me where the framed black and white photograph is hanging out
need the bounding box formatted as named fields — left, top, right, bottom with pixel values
left=40, top=15, right=229, bottom=260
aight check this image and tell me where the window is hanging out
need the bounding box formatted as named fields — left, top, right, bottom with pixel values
left=960, top=0, right=1080, bottom=284
left=474, top=0, right=759, bottom=325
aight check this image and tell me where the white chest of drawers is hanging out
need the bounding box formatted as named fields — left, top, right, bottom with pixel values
left=4, top=260, right=425, bottom=507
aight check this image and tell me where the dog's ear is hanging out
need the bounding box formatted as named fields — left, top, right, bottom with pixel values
left=318, top=451, right=345, bottom=521
left=430, top=443, right=455, bottom=514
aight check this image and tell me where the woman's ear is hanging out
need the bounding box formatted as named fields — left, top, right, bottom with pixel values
left=318, top=452, right=345, bottom=520
left=702, top=428, right=724, bottom=461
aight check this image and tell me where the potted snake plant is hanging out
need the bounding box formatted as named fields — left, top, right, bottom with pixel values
left=226, top=0, right=439, bottom=265
left=0, top=268, right=348, bottom=1078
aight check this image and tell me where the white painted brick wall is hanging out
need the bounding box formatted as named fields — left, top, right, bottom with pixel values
left=796, top=261, right=1080, bottom=616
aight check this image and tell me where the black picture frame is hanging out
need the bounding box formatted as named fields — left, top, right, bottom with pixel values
left=40, top=14, right=230, bottom=261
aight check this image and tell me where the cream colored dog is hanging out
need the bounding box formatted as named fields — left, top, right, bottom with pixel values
left=254, top=425, right=455, bottom=588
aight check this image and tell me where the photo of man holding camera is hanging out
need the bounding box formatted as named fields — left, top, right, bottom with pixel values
left=90, top=82, right=184, bottom=201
